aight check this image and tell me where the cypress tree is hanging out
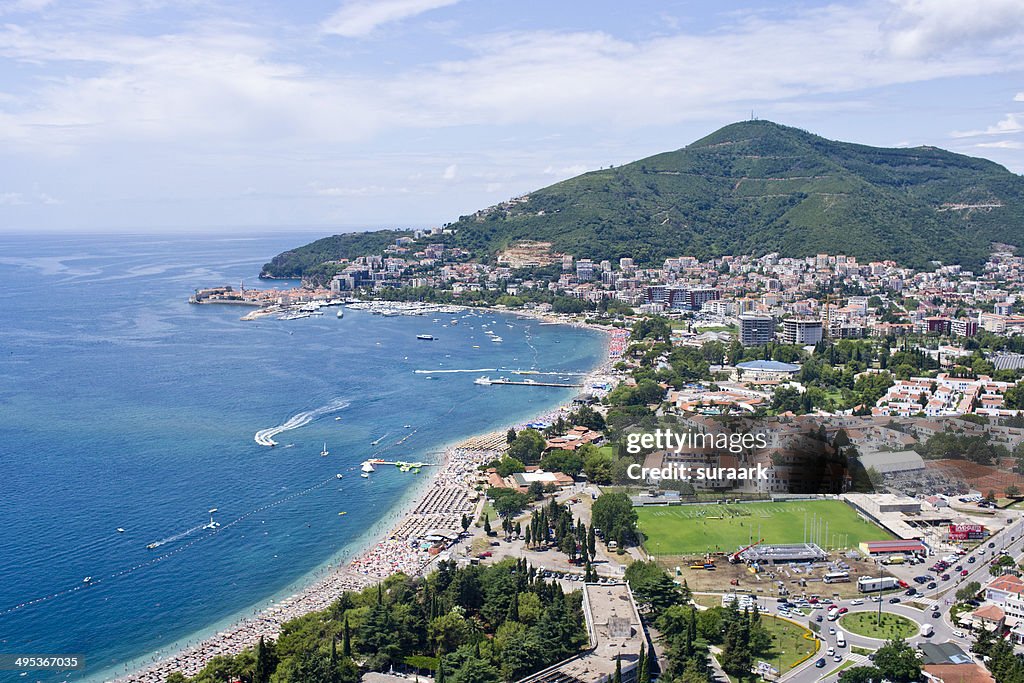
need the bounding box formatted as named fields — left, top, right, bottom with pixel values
left=254, top=635, right=271, bottom=683
left=613, top=657, right=621, bottom=683
left=343, top=614, right=352, bottom=657
left=507, top=591, right=520, bottom=622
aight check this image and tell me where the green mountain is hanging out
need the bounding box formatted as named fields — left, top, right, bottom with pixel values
left=264, top=121, right=1024, bottom=276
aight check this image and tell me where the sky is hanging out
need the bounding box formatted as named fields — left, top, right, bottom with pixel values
left=2, top=0, right=1024, bottom=233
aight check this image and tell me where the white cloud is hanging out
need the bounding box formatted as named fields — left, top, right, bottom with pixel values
left=0, top=0, right=55, bottom=14
left=976, top=140, right=1024, bottom=149
left=322, top=0, right=461, bottom=38
left=952, top=113, right=1024, bottom=138
left=882, top=0, right=1024, bottom=58
left=441, top=164, right=457, bottom=180
left=0, top=191, right=24, bottom=205
left=1015, top=92, right=1024, bottom=102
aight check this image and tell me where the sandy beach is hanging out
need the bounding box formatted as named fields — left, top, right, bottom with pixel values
left=108, top=317, right=625, bottom=683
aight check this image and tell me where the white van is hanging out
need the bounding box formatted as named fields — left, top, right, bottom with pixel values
left=836, top=631, right=846, bottom=648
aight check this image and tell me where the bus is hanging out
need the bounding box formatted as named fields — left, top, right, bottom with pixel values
left=823, top=571, right=851, bottom=584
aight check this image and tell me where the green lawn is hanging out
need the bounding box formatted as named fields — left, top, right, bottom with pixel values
left=763, top=616, right=818, bottom=671
left=637, top=500, right=892, bottom=556
left=838, top=612, right=918, bottom=640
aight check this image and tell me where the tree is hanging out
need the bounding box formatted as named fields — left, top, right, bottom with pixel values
left=638, top=643, right=650, bottom=683
left=254, top=635, right=274, bottom=683
left=569, top=404, right=606, bottom=431
left=540, top=450, right=585, bottom=477
left=625, top=561, right=682, bottom=615
left=483, top=514, right=492, bottom=535
left=461, top=514, right=471, bottom=533
left=841, top=666, right=883, bottom=683
left=1007, top=484, right=1021, bottom=498
left=507, top=428, right=517, bottom=444
left=582, top=447, right=615, bottom=484
left=956, top=581, right=981, bottom=602
left=428, top=612, right=476, bottom=654
left=450, top=658, right=500, bottom=683
left=508, top=430, right=546, bottom=464
left=591, top=493, right=638, bottom=545
left=872, top=638, right=921, bottom=683
left=496, top=456, right=527, bottom=477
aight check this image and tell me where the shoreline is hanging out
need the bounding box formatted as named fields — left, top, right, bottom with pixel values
left=107, top=313, right=622, bottom=683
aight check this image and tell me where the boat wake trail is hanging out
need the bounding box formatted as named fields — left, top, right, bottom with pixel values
left=254, top=398, right=350, bottom=447
left=144, top=524, right=206, bottom=549
left=413, top=368, right=495, bottom=374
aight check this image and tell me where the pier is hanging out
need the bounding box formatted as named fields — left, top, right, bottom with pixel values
left=474, top=376, right=583, bottom=388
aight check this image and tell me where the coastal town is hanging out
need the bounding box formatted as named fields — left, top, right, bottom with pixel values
left=120, top=229, right=1024, bottom=683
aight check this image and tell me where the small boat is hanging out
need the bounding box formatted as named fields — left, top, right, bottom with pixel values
left=116, top=528, right=125, bottom=533
left=204, top=508, right=221, bottom=530
left=416, top=334, right=435, bottom=341
left=491, top=336, right=503, bottom=343
left=83, top=576, right=92, bottom=583
left=403, top=424, right=412, bottom=428
left=336, top=473, right=344, bottom=479
left=338, top=511, right=348, bottom=515
left=146, top=542, right=159, bottom=550
left=361, top=473, right=370, bottom=478
left=321, top=442, right=329, bottom=457
left=361, top=461, right=376, bottom=473
left=337, top=309, right=344, bottom=318
left=474, top=376, right=492, bottom=385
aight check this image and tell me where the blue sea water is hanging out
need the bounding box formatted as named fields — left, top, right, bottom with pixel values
left=0, top=233, right=605, bottom=682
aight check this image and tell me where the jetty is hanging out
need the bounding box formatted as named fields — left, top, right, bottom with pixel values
left=474, top=376, right=582, bottom=388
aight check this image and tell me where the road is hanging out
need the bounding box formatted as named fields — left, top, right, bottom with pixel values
left=751, top=516, right=1024, bottom=683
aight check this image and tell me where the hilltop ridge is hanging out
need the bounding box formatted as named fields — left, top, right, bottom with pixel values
left=263, top=120, right=1024, bottom=276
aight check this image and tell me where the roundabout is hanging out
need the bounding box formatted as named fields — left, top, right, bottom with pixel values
left=838, top=611, right=920, bottom=640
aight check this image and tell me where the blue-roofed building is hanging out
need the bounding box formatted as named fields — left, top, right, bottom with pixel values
left=734, top=360, right=801, bottom=382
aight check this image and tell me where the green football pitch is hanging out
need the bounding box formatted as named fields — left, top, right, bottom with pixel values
left=636, top=499, right=892, bottom=556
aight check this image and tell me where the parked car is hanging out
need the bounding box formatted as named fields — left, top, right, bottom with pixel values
left=968, top=556, right=976, bottom=564
left=815, top=615, right=824, bottom=623
left=961, top=570, right=969, bottom=577
left=942, top=574, right=951, bottom=581
left=927, top=582, right=938, bottom=589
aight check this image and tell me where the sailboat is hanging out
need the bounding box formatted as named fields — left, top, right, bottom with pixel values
left=321, top=442, right=329, bottom=457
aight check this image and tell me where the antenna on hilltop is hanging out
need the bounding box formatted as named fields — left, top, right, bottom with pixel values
left=750, top=110, right=757, bottom=121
